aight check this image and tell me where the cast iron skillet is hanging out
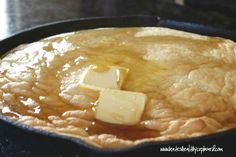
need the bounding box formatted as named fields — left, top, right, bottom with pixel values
left=0, top=16, right=236, bottom=157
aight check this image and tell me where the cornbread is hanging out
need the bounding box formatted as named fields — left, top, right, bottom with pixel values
left=1, top=27, right=236, bottom=148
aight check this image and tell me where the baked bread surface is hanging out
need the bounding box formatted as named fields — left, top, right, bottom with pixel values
left=1, top=27, right=236, bottom=148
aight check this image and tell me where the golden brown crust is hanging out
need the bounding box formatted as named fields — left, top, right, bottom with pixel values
left=0, top=27, right=236, bottom=148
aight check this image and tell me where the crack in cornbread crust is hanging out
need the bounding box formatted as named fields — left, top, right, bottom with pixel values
left=0, top=27, right=236, bottom=148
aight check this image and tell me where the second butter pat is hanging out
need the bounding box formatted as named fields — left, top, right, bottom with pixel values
left=96, top=89, right=147, bottom=125
left=80, top=65, right=129, bottom=90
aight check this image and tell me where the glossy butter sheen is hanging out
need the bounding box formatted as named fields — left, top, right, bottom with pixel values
left=0, top=27, right=236, bottom=148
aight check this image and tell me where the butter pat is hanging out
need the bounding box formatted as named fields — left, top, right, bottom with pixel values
left=80, top=65, right=129, bottom=90
left=96, top=89, right=147, bottom=125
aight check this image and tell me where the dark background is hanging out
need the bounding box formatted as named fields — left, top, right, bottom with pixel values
left=0, top=0, right=236, bottom=40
